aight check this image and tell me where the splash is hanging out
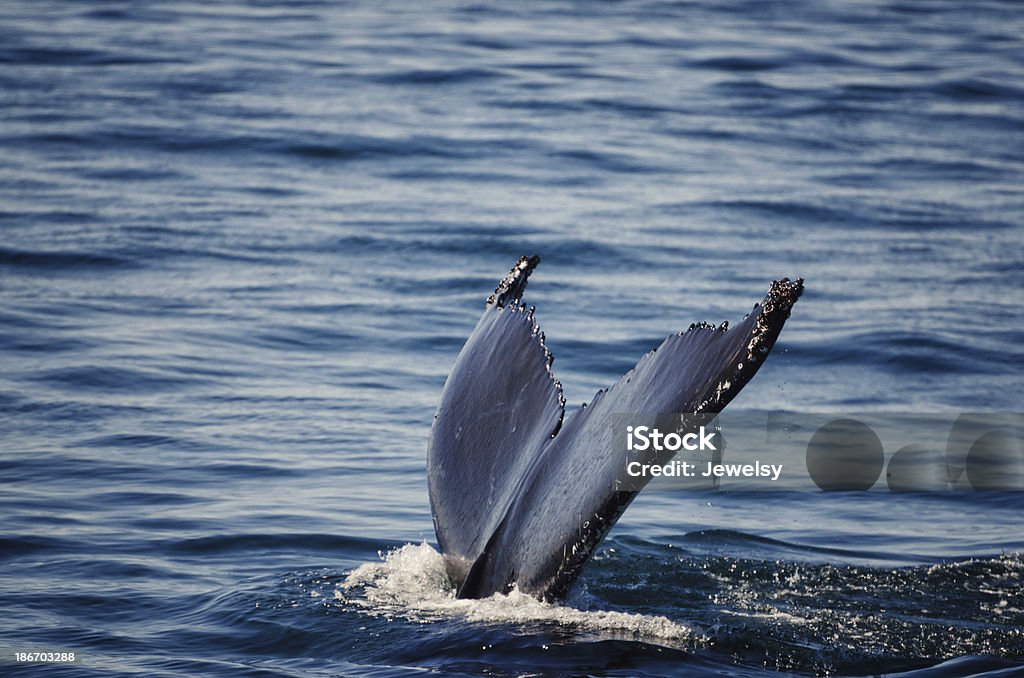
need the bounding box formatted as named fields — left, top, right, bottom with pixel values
left=338, top=542, right=698, bottom=642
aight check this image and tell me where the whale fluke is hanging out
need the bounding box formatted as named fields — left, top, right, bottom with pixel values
left=427, top=256, right=803, bottom=600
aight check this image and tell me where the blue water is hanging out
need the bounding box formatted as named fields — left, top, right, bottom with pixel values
left=2, top=1, right=1023, bottom=675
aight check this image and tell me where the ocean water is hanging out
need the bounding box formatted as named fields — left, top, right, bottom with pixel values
left=2, top=1, right=1023, bottom=676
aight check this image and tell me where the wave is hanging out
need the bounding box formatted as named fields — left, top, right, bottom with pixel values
left=0, top=246, right=131, bottom=271
left=339, top=542, right=699, bottom=643
left=335, top=538, right=1024, bottom=674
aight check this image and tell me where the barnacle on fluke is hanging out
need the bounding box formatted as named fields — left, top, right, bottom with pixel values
left=428, top=256, right=803, bottom=600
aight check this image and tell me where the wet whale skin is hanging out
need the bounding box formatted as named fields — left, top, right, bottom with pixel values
left=428, top=256, right=803, bottom=600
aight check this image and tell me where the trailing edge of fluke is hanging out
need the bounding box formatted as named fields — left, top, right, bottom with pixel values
left=427, top=255, right=803, bottom=600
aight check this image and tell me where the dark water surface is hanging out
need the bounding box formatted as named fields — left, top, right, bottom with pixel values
left=2, top=1, right=1023, bottom=676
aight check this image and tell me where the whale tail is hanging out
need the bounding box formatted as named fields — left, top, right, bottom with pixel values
left=427, top=256, right=803, bottom=600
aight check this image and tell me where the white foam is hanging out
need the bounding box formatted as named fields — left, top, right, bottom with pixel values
left=338, top=542, right=698, bottom=641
